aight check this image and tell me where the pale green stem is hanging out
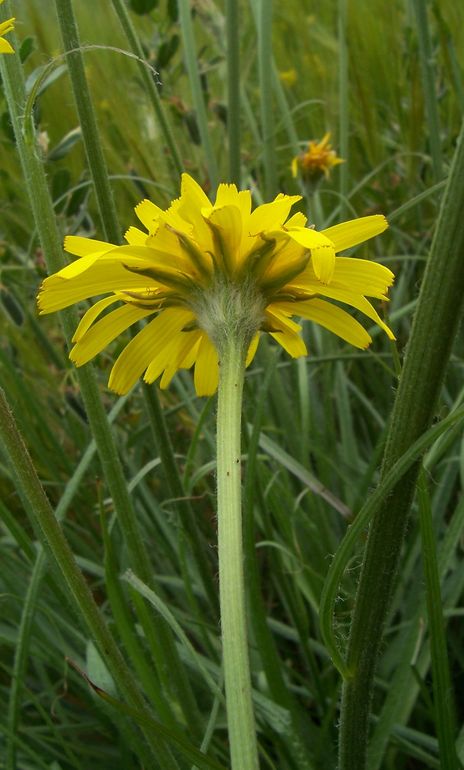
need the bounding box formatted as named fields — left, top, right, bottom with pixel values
left=216, top=336, right=259, bottom=770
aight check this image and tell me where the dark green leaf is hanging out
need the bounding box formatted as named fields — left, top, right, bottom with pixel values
left=19, top=36, right=35, bottom=64
left=47, top=127, right=82, bottom=162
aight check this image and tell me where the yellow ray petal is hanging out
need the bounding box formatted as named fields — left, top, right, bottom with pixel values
left=269, top=329, right=307, bottom=358
left=276, top=298, right=372, bottom=348
left=158, top=330, right=202, bottom=388
left=65, top=235, right=115, bottom=257
left=215, top=184, right=252, bottom=218
left=144, top=222, right=194, bottom=273
left=70, top=304, right=154, bottom=366
left=205, top=205, right=243, bottom=272
left=322, top=215, right=388, bottom=254
left=0, top=36, right=14, bottom=53
left=286, top=228, right=336, bottom=283
left=214, top=183, right=239, bottom=207
left=38, top=261, right=162, bottom=314
left=194, top=334, right=219, bottom=396
left=290, top=255, right=394, bottom=299
left=249, top=195, right=301, bottom=233
left=259, top=238, right=309, bottom=291
left=175, top=174, right=213, bottom=249
left=299, top=283, right=395, bottom=339
left=109, top=308, right=195, bottom=394
left=332, top=257, right=394, bottom=297
left=181, top=173, right=211, bottom=209
left=265, top=306, right=302, bottom=335
left=284, top=211, right=307, bottom=228
left=135, top=199, right=164, bottom=231
left=246, top=333, right=260, bottom=367
left=0, top=16, right=15, bottom=33
left=125, top=226, right=148, bottom=245
left=72, top=295, right=122, bottom=342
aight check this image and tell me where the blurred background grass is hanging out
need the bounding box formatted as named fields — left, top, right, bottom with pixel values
left=1, top=1, right=464, bottom=768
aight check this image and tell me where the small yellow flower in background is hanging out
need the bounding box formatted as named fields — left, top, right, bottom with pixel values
left=279, top=68, right=297, bottom=88
left=38, top=174, right=394, bottom=397
left=292, top=133, right=344, bottom=183
left=0, top=6, right=15, bottom=54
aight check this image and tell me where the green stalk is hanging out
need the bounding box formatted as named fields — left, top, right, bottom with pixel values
left=225, top=0, right=241, bottom=185
left=177, top=0, right=218, bottom=188
left=338, top=0, right=349, bottom=216
left=417, top=469, right=459, bottom=770
left=412, top=0, right=443, bottom=180
left=6, top=395, right=126, bottom=770
left=54, top=0, right=120, bottom=244
left=216, top=335, right=259, bottom=770
left=0, top=388, right=174, bottom=767
left=338, top=119, right=464, bottom=768
left=249, top=0, right=299, bottom=156
left=257, top=0, right=276, bottom=199
left=110, top=0, right=183, bottom=176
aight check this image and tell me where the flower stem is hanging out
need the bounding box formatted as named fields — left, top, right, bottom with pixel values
left=216, top=335, right=259, bottom=770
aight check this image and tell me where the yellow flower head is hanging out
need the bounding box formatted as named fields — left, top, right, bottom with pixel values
left=38, top=174, right=394, bottom=396
left=279, top=68, right=297, bottom=88
left=292, top=133, right=344, bottom=182
left=0, top=4, right=15, bottom=55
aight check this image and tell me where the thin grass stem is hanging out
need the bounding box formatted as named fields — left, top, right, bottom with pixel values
left=54, top=0, right=120, bottom=244
left=338, top=0, right=349, bottom=216
left=225, top=0, right=241, bottom=185
left=412, top=0, right=443, bottom=180
left=417, top=468, right=459, bottom=770
left=110, top=0, right=183, bottom=175
left=257, top=0, right=277, bottom=198
left=177, top=0, right=218, bottom=188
